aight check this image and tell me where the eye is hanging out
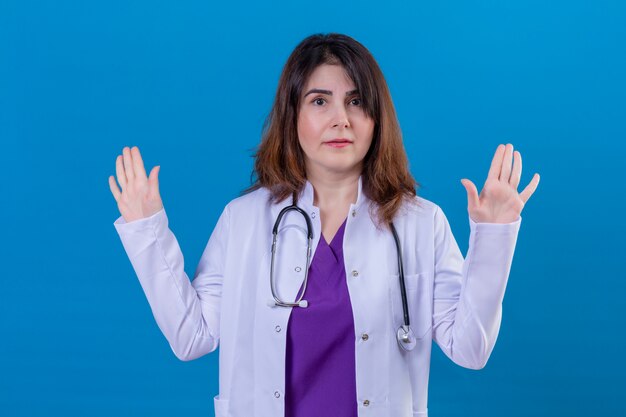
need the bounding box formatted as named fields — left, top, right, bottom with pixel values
left=312, top=97, right=326, bottom=106
left=349, top=97, right=362, bottom=106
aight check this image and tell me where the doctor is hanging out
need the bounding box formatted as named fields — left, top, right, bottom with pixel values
left=109, top=33, right=540, bottom=417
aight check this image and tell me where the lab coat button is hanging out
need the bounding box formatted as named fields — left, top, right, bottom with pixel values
left=311, top=212, right=316, bottom=219
left=361, top=333, right=369, bottom=341
left=275, top=325, right=281, bottom=332
left=363, top=399, right=370, bottom=406
left=351, top=270, right=359, bottom=277
left=352, top=210, right=356, bottom=217
left=274, top=391, right=281, bottom=398
left=295, top=266, right=302, bottom=272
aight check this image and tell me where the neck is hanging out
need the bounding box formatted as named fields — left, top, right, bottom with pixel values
left=306, top=169, right=360, bottom=209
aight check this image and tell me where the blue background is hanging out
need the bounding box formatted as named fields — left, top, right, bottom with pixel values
left=2, top=0, right=625, bottom=416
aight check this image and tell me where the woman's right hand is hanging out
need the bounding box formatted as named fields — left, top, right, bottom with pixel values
left=109, top=146, right=163, bottom=223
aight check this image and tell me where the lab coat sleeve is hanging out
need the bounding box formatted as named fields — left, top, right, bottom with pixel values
left=113, top=206, right=230, bottom=361
left=431, top=205, right=521, bottom=370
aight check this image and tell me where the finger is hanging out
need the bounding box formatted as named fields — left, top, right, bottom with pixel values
left=461, top=179, right=480, bottom=209
left=510, top=150, right=522, bottom=189
left=115, top=155, right=127, bottom=190
left=148, top=165, right=160, bottom=192
left=122, top=146, right=135, bottom=181
left=109, top=175, right=122, bottom=202
left=131, top=146, right=148, bottom=180
left=500, top=143, right=513, bottom=182
left=519, top=173, right=540, bottom=203
left=487, top=144, right=506, bottom=180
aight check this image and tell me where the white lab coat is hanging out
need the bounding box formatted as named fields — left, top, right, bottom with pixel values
left=114, top=176, right=521, bottom=417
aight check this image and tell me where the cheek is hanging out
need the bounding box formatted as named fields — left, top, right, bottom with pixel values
left=358, top=120, right=375, bottom=147
left=297, top=114, right=322, bottom=146
left=359, top=131, right=374, bottom=157
left=297, top=120, right=313, bottom=156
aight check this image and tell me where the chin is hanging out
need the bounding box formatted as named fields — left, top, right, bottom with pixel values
left=305, top=154, right=365, bottom=176
left=319, top=162, right=363, bottom=176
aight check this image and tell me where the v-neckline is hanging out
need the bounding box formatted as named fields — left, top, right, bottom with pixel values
left=321, top=217, right=348, bottom=248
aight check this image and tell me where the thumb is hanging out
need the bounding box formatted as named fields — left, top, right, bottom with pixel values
left=460, top=179, right=479, bottom=209
left=149, top=166, right=160, bottom=188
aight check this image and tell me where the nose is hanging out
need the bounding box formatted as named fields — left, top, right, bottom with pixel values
left=332, top=103, right=350, bottom=128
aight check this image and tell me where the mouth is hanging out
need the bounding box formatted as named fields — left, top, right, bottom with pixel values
left=324, top=138, right=353, bottom=148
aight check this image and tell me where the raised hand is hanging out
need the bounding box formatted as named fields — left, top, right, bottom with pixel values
left=109, top=146, right=163, bottom=223
left=460, top=143, right=540, bottom=224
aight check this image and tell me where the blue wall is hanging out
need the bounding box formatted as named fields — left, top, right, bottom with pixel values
left=1, top=0, right=625, bottom=415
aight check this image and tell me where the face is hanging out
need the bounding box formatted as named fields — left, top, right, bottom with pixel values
left=297, top=64, right=375, bottom=178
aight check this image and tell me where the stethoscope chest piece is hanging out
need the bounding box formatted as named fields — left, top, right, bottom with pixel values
left=397, top=325, right=416, bottom=351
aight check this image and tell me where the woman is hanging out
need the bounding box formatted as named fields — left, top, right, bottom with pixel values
left=109, top=33, right=540, bottom=417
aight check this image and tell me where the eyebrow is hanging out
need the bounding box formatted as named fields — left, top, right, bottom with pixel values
left=303, top=88, right=359, bottom=97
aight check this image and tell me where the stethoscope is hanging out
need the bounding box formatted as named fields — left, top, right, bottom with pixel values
left=269, top=197, right=417, bottom=352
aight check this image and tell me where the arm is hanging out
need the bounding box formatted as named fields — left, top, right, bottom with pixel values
left=114, top=205, right=229, bottom=361
left=431, top=205, right=521, bottom=369
left=432, top=142, right=539, bottom=368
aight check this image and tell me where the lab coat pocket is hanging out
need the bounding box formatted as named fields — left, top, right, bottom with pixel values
left=213, top=395, right=230, bottom=417
left=389, top=272, right=433, bottom=340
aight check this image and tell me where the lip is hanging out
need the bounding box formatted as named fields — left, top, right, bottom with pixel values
left=324, top=138, right=353, bottom=148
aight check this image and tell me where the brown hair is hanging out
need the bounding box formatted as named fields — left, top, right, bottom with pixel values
left=245, top=33, right=419, bottom=228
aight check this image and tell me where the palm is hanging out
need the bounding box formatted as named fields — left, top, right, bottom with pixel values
left=108, top=146, right=163, bottom=223
left=461, top=144, right=540, bottom=224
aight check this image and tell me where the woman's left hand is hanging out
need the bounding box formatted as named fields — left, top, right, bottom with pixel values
left=460, top=143, right=540, bottom=224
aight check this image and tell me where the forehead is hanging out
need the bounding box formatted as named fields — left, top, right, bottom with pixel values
left=303, top=64, right=355, bottom=90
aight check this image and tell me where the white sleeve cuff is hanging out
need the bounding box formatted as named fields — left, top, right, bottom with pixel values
left=469, top=214, right=522, bottom=234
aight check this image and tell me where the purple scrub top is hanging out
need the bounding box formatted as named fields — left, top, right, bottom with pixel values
left=285, top=218, right=358, bottom=417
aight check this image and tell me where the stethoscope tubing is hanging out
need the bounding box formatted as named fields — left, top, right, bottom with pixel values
left=270, top=204, right=313, bottom=308
left=269, top=198, right=416, bottom=350
left=390, top=222, right=410, bottom=328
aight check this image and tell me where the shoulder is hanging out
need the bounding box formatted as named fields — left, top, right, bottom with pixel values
left=208, top=188, right=273, bottom=236
left=394, top=194, right=440, bottom=221
left=223, top=187, right=273, bottom=216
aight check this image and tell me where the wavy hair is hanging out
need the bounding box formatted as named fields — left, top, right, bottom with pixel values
left=245, top=33, right=419, bottom=228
